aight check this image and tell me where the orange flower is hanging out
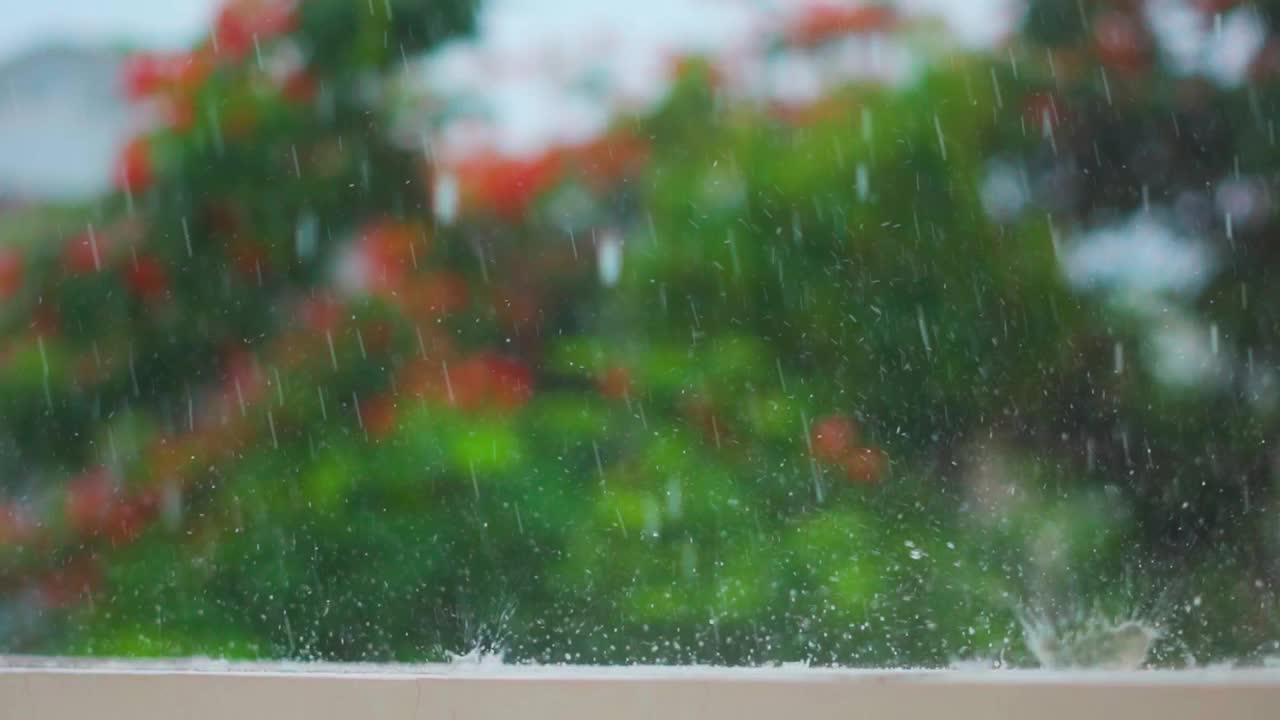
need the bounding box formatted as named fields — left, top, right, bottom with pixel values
left=1093, top=10, right=1151, bottom=74
left=297, top=293, right=345, bottom=333
left=164, top=94, right=198, bottom=132
left=450, top=353, right=534, bottom=411
left=455, top=151, right=566, bottom=220
left=228, top=236, right=270, bottom=279
left=214, top=0, right=299, bottom=61
left=114, top=137, right=153, bottom=193
left=125, top=254, right=170, bottom=302
left=669, top=55, right=724, bottom=87
left=220, top=349, right=268, bottom=408
left=120, top=53, right=169, bottom=100
left=103, top=494, right=159, bottom=546
left=362, top=394, right=399, bottom=438
left=488, top=355, right=534, bottom=409
left=598, top=366, right=633, bottom=400
left=566, top=132, right=650, bottom=189
left=30, top=305, right=60, bottom=335
left=120, top=51, right=213, bottom=102
left=63, top=230, right=110, bottom=274
left=0, top=248, right=23, bottom=299
left=401, top=356, right=449, bottom=402
left=407, top=272, right=470, bottom=318
left=0, top=503, right=36, bottom=545
left=810, top=414, right=885, bottom=484
left=785, top=5, right=897, bottom=48
left=362, top=220, right=422, bottom=288
left=63, top=467, right=117, bottom=536
left=842, top=447, right=886, bottom=485
left=810, top=414, right=859, bottom=465
left=358, top=318, right=396, bottom=355
left=38, top=556, right=103, bottom=608
left=175, top=48, right=216, bottom=94
left=1021, top=92, right=1067, bottom=132
left=281, top=69, right=317, bottom=104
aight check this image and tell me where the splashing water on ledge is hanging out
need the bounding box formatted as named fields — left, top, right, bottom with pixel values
left=1020, top=614, right=1162, bottom=671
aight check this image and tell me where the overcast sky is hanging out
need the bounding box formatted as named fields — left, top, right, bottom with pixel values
left=0, top=0, right=1019, bottom=196
left=0, top=0, right=1015, bottom=64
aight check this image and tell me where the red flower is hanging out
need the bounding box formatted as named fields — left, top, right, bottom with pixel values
left=214, top=0, right=299, bottom=60
left=204, top=202, right=243, bottom=234
left=669, top=55, right=724, bottom=87
left=785, top=5, right=897, bottom=48
left=30, top=306, right=60, bottom=335
left=38, top=556, right=103, bottom=609
left=281, top=69, right=317, bottom=104
left=355, top=220, right=423, bottom=294
left=358, top=319, right=396, bottom=355
left=0, top=248, right=23, bottom=299
left=1250, top=39, right=1280, bottom=81
left=842, top=447, right=885, bottom=485
left=220, top=349, right=268, bottom=407
left=103, top=494, right=158, bottom=546
left=1022, top=92, right=1067, bottom=133
left=408, top=272, right=470, bottom=318
left=114, top=137, right=153, bottom=193
left=164, top=94, right=198, bottom=132
left=63, top=230, right=109, bottom=274
left=1093, top=10, right=1151, bottom=74
left=121, top=53, right=168, bottom=100
left=0, top=503, right=36, bottom=545
left=402, top=356, right=449, bottom=402
left=175, top=48, right=216, bottom=94
left=297, top=293, right=345, bottom=333
left=228, top=237, right=269, bottom=279
left=566, top=132, right=651, bottom=189
left=362, top=394, right=399, bottom=438
left=488, top=355, right=534, bottom=409
left=120, top=51, right=212, bottom=102
left=125, top=254, right=170, bottom=301
left=598, top=366, right=633, bottom=400
left=810, top=414, right=859, bottom=465
left=450, top=354, right=534, bottom=411
left=64, top=467, right=117, bottom=536
left=809, top=414, right=886, bottom=484
left=215, top=5, right=256, bottom=60
left=455, top=151, right=566, bottom=220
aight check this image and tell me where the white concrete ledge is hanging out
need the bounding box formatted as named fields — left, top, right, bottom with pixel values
left=2, top=658, right=1279, bottom=720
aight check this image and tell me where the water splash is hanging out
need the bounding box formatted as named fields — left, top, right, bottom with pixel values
left=1019, top=607, right=1162, bottom=670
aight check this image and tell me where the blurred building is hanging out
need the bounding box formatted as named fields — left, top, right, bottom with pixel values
left=0, top=46, right=136, bottom=201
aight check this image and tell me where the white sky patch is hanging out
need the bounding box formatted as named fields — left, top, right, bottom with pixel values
left=0, top=0, right=1018, bottom=67
left=0, top=0, right=1017, bottom=193
left=898, top=0, right=1023, bottom=47
left=1148, top=312, right=1230, bottom=389
left=1207, top=5, right=1267, bottom=86
left=0, top=0, right=218, bottom=63
left=1145, top=0, right=1267, bottom=87
left=1062, top=213, right=1215, bottom=298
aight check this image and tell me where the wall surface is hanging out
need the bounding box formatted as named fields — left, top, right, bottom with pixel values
left=2, top=660, right=1279, bottom=720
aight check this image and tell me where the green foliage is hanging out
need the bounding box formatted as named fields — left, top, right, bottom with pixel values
left=2, top=0, right=1279, bottom=669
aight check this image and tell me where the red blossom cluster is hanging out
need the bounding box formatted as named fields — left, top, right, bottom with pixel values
left=115, top=0, right=306, bottom=192
left=810, top=414, right=886, bottom=485
left=783, top=4, right=897, bottom=48
left=451, top=131, right=650, bottom=220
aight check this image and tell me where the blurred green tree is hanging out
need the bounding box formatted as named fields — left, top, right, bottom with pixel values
left=1, top=0, right=1278, bottom=668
